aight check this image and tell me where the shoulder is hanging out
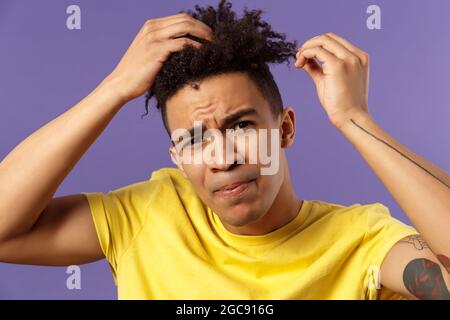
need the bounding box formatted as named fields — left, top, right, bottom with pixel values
left=302, top=199, right=409, bottom=242
left=83, top=167, right=195, bottom=220
left=146, top=167, right=196, bottom=197
left=304, top=199, right=388, bottom=226
left=111, top=167, right=194, bottom=198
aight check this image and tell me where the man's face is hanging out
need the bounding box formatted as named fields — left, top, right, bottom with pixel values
left=165, top=72, right=294, bottom=228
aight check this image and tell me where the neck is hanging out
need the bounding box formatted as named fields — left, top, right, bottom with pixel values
left=223, top=161, right=303, bottom=236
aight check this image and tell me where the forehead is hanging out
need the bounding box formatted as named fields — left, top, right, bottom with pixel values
left=165, top=72, right=270, bottom=131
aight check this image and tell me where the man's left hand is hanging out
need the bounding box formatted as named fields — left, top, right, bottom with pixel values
left=295, top=32, right=371, bottom=129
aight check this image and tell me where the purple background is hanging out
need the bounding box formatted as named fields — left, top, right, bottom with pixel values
left=0, top=0, right=449, bottom=299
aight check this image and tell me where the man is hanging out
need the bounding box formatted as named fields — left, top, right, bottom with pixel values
left=0, top=0, right=449, bottom=299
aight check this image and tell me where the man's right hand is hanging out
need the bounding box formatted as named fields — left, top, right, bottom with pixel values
left=0, top=12, right=212, bottom=267
left=106, top=13, right=213, bottom=104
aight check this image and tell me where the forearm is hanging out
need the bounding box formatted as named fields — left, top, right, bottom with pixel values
left=336, top=111, right=450, bottom=256
left=0, top=76, right=126, bottom=241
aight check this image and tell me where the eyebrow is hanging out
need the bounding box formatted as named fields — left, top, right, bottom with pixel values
left=172, top=107, right=258, bottom=146
left=222, top=108, right=258, bottom=127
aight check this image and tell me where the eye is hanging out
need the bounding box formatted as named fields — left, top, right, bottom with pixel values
left=180, top=135, right=202, bottom=149
left=190, top=135, right=203, bottom=145
left=234, top=121, right=252, bottom=130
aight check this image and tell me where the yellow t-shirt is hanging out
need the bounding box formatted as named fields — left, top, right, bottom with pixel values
left=81, top=167, right=419, bottom=300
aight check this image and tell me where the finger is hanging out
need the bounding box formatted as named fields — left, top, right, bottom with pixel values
left=142, top=13, right=191, bottom=32
left=166, top=37, right=202, bottom=51
left=148, top=16, right=213, bottom=40
left=158, top=38, right=202, bottom=61
left=324, top=32, right=368, bottom=63
left=139, top=13, right=212, bottom=42
left=149, top=19, right=213, bottom=42
left=296, top=46, right=340, bottom=74
left=303, top=58, right=323, bottom=83
left=297, top=34, right=353, bottom=61
left=133, top=14, right=191, bottom=43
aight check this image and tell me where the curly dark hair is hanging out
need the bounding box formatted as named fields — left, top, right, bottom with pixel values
left=143, top=0, right=298, bottom=133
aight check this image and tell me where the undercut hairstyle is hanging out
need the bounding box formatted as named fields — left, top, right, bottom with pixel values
left=143, top=0, right=298, bottom=133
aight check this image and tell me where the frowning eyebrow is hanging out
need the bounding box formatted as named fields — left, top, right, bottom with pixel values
left=186, top=107, right=257, bottom=136
left=171, top=107, right=258, bottom=146
left=222, top=108, right=257, bottom=127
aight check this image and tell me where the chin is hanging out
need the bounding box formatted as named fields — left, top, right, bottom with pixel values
left=219, top=203, right=264, bottom=227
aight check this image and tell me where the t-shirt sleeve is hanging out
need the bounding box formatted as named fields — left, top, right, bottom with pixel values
left=81, top=181, right=151, bottom=280
left=359, top=203, right=420, bottom=300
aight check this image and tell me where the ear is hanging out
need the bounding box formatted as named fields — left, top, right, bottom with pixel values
left=279, top=107, right=296, bottom=148
left=169, top=146, right=188, bottom=178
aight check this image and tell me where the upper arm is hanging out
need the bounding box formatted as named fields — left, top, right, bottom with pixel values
left=381, top=235, right=450, bottom=300
left=0, top=194, right=104, bottom=266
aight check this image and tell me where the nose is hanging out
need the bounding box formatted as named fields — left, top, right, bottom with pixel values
left=210, top=159, right=240, bottom=172
left=206, top=134, right=243, bottom=172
